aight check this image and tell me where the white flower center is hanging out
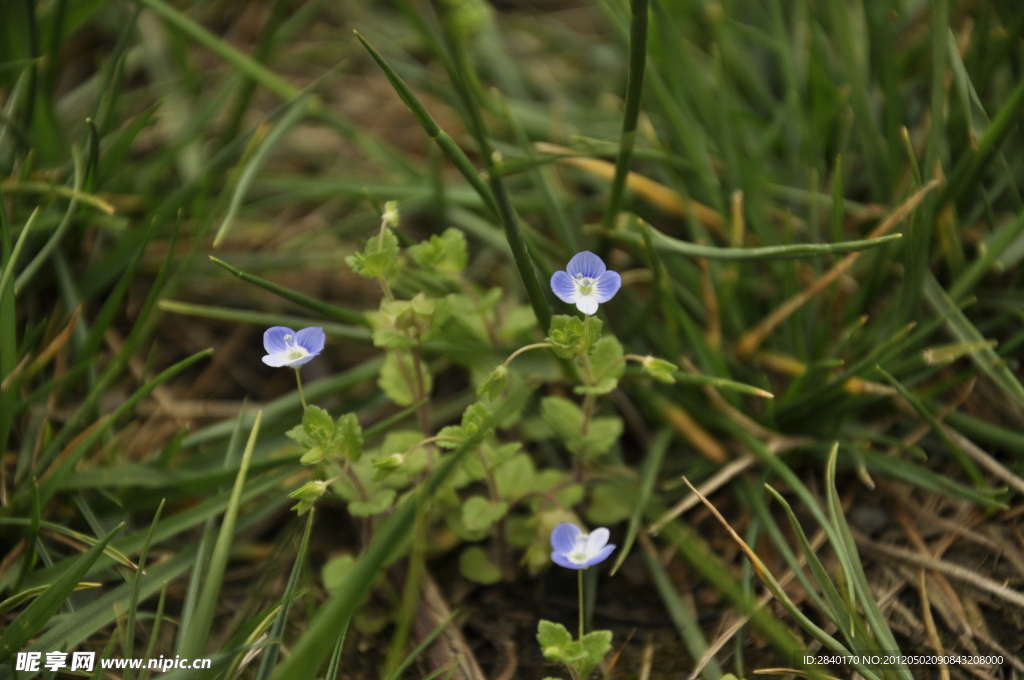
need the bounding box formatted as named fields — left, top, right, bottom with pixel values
left=574, top=273, right=596, bottom=296
left=568, top=534, right=590, bottom=563
left=286, top=347, right=309, bottom=361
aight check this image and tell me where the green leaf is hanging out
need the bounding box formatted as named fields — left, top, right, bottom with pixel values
left=299, top=447, right=324, bottom=465
left=577, top=629, right=613, bottom=679
left=458, top=546, right=502, bottom=585
left=373, top=328, right=417, bottom=349
left=346, top=228, right=400, bottom=280
left=335, top=413, right=363, bottom=461
left=321, top=554, right=356, bottom=593
left=585, top=483, right=634, bottom=526
left=536, top=620, right=574, bottom=663
left=349, top=489, right=396, bottom=517
left=546, top=315, right=587, bottom=358
left=285, top=424, right=314, bottom=448
left=584, top=417, right=623, bottom=458
left=379, top=351, right=432, bottom=406
left=495, top=453, right=537, bottom=501
left=541, top=396, right=585, bottom=452
left=461, top=496, right=509, bottom=532
left=408, top=228, right=468, bottom=276
left=302, top=406, right=335, bottom=450
left=477, top=364, right=510, bottom=400
left=577, top=336, right=624, bottom=395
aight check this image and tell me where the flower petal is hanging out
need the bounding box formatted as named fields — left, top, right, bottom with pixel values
left=575, top=295, right=599, bottom=316
left=550, top=522, right=583, bottom=553
left=592, top=271, right=621, bottom=303
left=579, top=543, right=616, bottom=568
left=551, top=552, right=586, bottom=569
left=262, top=352, right=294, bottom=368
left=584, top=527, right=610, bottom=556
left=566, top=251, right=606, bottom=279
left=264, top=327, right=295, bottom=354
left=550, top=271, right=580, bottom=303
left=295, top=327, right=325, bottom=355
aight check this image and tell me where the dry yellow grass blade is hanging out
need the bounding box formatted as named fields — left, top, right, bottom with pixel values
left=735, top=178, right=942, bottom=359
left=532, top=142, right=724, bottom=231
left=655, top=398, right=728, bottom=463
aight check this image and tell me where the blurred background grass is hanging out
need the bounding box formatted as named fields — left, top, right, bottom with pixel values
left=2, top=0, right=1024, bottom=678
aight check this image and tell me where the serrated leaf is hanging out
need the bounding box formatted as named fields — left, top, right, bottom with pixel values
left=577, top=630, right=613, bottom=679
left=408, top=228, right=468, bottom=276
left=577, top=336, right=624, bottom=395
left=458, top=546, right=502, bottom=584
left=346, top=228, right=400, bottom=280
left=379, top=351, right=432, bottom=406
left=334, top=413, right=363, bottom=461
left=286, top=423, right=314, bottom=448
left=462, top=496, right=509, bottom=532
left=373, top=328, right=416, bottom=349
left=348, top=489, right=396, bottom=517
left=302, top=406, right=335, bottom=450
left=536, top=620, right=574, bottom=662
left=546, top=314, right=586, bottom=358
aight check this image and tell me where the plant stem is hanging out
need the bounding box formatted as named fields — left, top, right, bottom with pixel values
left=503, top=342, right=552, bottom=367
left=578, top=568, right=585, bottom=640
left=294, top=368, right=307, bottom=409
left=410, top=346, right=431, bottom=438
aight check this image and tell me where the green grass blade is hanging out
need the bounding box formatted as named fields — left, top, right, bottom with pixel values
left=611, top=428, right=670, bottom=575
left=253, top=510, right=316, bottom=680
left=323, top=623, right=348, bottom=680
left=0, top=523, right=122, bottom=664
left=602, top=0, right=649, bottom=230
left=213, top=97, right=308, bottom=247
left=380, top=609, right=457, bottom=680
left=177, top=410, right=263, bottom=659
left=923, top=273, right=1024, bottom=409
left=158, top=300, right=372, bottom=342
left=874, top=366, right=985, bottom=486
left=641, top=542, right=721, bottom=679
left=123, top=499, right=166, bottom=680
left=637, top=225, right=901, bottom=260
left=0, top=206, right=37, bottom=303
left=209, top=256, right=368, bottom=326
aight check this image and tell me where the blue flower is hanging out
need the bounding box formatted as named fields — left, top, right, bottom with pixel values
left=550, top=522, right=616, bottom=570
left=550, top=251, right=621, bottom=316
left=262, top=326, right=325, bottom=368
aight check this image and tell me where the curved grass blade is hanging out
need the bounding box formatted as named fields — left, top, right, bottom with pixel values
left=13, top=147, right=84, bottom=294
left=602, top=0, right=649, bottom=230
left=0, top=207, right=37, bottom=303
left=323, top=623, right=348, bottom=680
left=354, top=31, right=552, bottom=329
left=0, top=581, right=101, bottom=616
left=643, top=227, right=902, bottom=261
left=253, top=509, right=316, bottom=680
left=177, top=411, right=263, bottom=659
left=213, top=97, right=308, bottom=247
left=123, top=499, right=166, bottom=680
left=209, top=256, right=367, bottom=326
left=268, top=412, right=495, bottom=680
left=611, top=428, right=670, bottom=575
left=0, top=523, right=122, bottom=664
left=381, top=609, right=457, bottom=680
left=158, top=300, right=372, bottom=342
